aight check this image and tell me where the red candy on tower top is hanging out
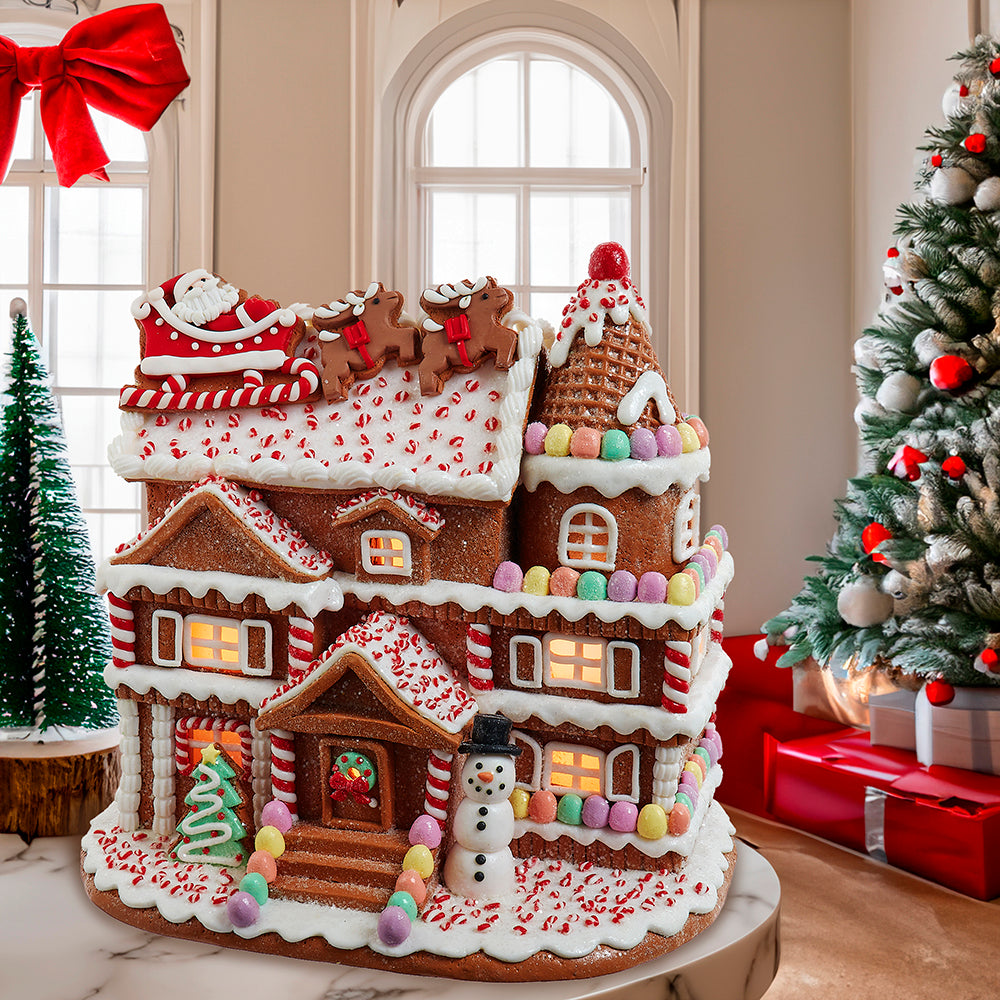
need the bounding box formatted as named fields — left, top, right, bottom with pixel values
left=588, top=242, right=630, bottom=281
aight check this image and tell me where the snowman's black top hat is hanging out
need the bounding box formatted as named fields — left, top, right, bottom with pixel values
left=459, top=713, right=522, bottom=757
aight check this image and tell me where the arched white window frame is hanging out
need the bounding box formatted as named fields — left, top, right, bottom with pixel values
left=558, top=502, right=618, bottom=571
left=376, top=1, right=695, bottom=402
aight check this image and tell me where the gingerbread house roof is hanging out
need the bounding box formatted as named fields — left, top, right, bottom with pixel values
left=109, top=312, right=544, bottom=503
left=257, top=611, right=478, bottom=742
left=330, top=489, right=444, bottom=537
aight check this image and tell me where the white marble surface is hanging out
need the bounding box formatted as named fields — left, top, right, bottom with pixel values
left=0, top=834, right=778, bottom=1000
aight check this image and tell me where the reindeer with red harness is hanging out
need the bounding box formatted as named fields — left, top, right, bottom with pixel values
left=417, top=277, right=518, bottom=396
left=313, top=283, right=420, bottom=402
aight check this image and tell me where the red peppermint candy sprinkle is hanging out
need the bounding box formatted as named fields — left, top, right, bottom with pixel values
left=942, top=455, right=967, bottom=479
left=588, top=242, right=630, bottom=281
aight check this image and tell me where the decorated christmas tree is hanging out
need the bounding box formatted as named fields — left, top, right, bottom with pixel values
left=0, top=301, right=116, bottom=732
left=764, top=40, right=1000, bottom=700
left=172, top=744, right=248, bottom=866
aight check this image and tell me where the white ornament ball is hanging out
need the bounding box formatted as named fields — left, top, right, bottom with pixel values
left=875, top=371, right=921, bottom=413
left=913, top=328, right=949, bottom=366
left=854, top=335, right=882, bottom=370
left=942, top=81, right=973, bottom=118
left=929, top=166, right=978, bottom=206
left=9, top=297, right=27, bottom=320
left=974, top=176, right=1000, bottom=212
left=837, top=577, right=894, bottom=627
left=854, top=397, right=886, bottom=428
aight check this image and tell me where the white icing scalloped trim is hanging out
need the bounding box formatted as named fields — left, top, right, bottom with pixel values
left=105, top=661, right=279, bottom=706
left=521, top=449, right=711, bottom=498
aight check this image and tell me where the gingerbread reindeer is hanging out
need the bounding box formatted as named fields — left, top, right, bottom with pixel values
left=418, top=277, right=517, bottom=396
left=313, top=283, right=420, bottom=401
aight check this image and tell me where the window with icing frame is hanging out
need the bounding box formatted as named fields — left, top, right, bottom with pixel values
left=543, top=742, right=606, bottom=796
left=557, top=503, right=618, bottom=571
left=180, top=614, right=273, bottom=676
left=673, top=488, right=701, bottom=563
left=543, top=634, right=606, bottom=691
left=361, top=529, right=413, bottom=576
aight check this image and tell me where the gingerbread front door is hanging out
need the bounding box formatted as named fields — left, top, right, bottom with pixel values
left=322, top=738, right=394, bottom=832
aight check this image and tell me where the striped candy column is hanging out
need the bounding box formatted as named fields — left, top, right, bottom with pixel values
left=662, top=640, right=693, bottom=713
left=424, top=750, right=454, bottom=829
left=465, top=624, right=493, bottom=691
left=270, top=729, right=298, bottom=819
left=174, top=717, right=252, bottom=773
left=711, top=596, right=726, bottom=644
left=288, top=616, right=315, bottom=675
left=108, top=593, right=135, bottom=668
left=116, top=699, right=141, bottom=831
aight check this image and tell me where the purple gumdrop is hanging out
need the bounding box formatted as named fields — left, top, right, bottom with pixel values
left=700, top=739, right=720, bottom=766
left=637, top=572, right=667, bottom=603
left=525, top=422, right=548, bottom=455
left=655, top=425, right=683, bottom=457
left=378, top=906, right=412, bottom=946
left=409, top=813, right=443, bottom=849
left=679, top=773, right=699, bottom=795
left=629, top=427, right=658, bottom=461
left=709, top=524, right=729, bottom=548
left=698, top=545, right=719, bottom=571
left=607, top=570, right=638, bottom=602
left=492, top=561, right=524, bottom=593
left=608, top=800, right=639, bottom=833
left=689, top=551, right=716, bottom=582
left=581, top=794, right=610, bottom=829
left=260, top=799, right=293, bottom=834
left=226, top=890, right=260, bottom=928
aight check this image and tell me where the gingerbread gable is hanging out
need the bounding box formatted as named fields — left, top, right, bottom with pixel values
left=330, top=489, right=444, bottom=539
left=258, top=611, right=477, bottom=747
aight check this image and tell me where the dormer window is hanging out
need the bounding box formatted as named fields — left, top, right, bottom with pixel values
left=558, top=504, right=618, bottom=571
left=361, top=529, right=412, bottom=576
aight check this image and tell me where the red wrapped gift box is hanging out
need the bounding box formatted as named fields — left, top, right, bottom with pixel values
left=765, top=728, right=1000, bottom=899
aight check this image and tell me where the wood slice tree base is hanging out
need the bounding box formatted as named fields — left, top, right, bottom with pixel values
left=0, top=729, right=120, bottom=839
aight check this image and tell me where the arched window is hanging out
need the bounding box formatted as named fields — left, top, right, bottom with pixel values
left=558, top=503, right=618, bottom=570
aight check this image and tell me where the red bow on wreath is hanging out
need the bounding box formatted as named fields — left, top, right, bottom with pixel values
left=329, top=771, right=372, bottom=805
left=0, top=4, right=190, bottom=187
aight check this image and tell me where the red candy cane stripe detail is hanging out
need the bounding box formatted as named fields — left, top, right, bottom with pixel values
left=662, top=641, right=691, bottom=713
left=175, top=717, right=251, bottom=773
left=119, top=357, right=320, bottom=412
left=107, top=593, right=135, bottom=668
left=270, top=729, right=297, bottom=818
left=466, top=624, right=493, bottom=692
left=711, top=597, right=726, bottom=644
left=424, top=750, right=453, bottom=828
left=287, top=616, right=314, bottom=672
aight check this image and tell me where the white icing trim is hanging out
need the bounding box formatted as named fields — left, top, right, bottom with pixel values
left=99, top=563, right=344, bottom=619
left=616, top=371, right=676, bottom=425
left=360, top=529, right=412, bottom=577
left=604, top=744, right=641, bottom=802
left=239, top=620, right=274, bottom=676
left=476, top=641, right=732, bottom=741
left=522, top=449, right=711, bottom=498
left=509, top=635, right=542, bottom=689
left=606, top=641, right=640, bottom=698
left=557, top=504, right=618, bottom=571
left=140, top=349, right=288, bottom=377
left=511, top=730, right=543, bottom=790
left=151, top=610, right=182, bottom=667
left=105, top=661, right=279, bottom=708
left=150, top=703, right=176, bottom=836
left=250, top=718, right=271, bottom=829
left=140, top=291, right=293, bottom=345
left=115, top=699, right=141, bottom=832
left=673, top=489, right=701, bottom=563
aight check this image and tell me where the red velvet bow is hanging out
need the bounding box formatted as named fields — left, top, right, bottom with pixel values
left=0, top=4, right=190, bottom=187
left=329, top=771, right=372, bottom=805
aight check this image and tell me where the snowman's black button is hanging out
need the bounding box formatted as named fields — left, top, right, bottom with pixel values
left=478, top=806, right=488, bottom=816
left=476, top=821, right=486, bottom=831
left=474, top=871, right=485, bottom=882
left=475, top=854, right=486, bottom=865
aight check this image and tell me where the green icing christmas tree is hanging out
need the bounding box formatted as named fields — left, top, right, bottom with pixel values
left=764, top=40, right=1000, bottom=691
left=172, top=744, right=248, bottom=866
left=0, top=302, right=116, bottom=731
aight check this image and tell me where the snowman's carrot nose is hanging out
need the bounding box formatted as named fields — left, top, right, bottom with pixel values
left=477, top=770, right=494, bottom=783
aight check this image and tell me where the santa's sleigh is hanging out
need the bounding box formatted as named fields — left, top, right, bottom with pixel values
left=121, top=289, right=320, bottom=412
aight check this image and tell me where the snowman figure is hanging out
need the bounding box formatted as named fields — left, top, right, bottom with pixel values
left=443, top=713, right=522, bottom=899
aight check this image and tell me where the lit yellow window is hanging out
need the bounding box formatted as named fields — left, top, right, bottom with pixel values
left=184, top=616, right=241, bottom=670
left=546, top=745, right=605, bottom=795
left=189, top=725, right=245, bottom=771
left=369, top=535, right=406, bottom=568
left=545, top=635, right=605, bottom=689
left=361, top=530, right=412, bottom=576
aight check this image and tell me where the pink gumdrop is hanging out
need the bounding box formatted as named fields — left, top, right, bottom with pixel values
left=529, top=789, right=558, bottom=824
left=260, top=799, right=293, bottom=834
left=669, top=803, right=691, bottom=836
left=685, top=415, right=710, bottom=447
left=607, top=570, right=638, bottom=602
left=378, top=906, right=412, bottom=946
left=608, top=801, right=638, bottom=833
left=246, top=850, right=278, bottom=883
left=701, top=739, right=720, bottom=766
left=655, top=425, right=683, bottom=457
left=493, top=561, right=524, bottom=592
left=395, top=868, right=427, bottom=905
left=550, top=566, right=580, bottom=597
left=637, top=572, right=667, bottom=603
left=408, top=814, right=442, bottom=849
left=581, top=795, right=610, bottom=829
left=689, top=551, right=716, bottom=582
left=709, top=524, right=729, bottom=548
left=570, top=426, right=602, bottom=459
left=629, top=427, right=658, bottom=461
left=226, top=890, right=260, bottom=928
left=524, top=422, right=548, bottom=454
left=698, top=545, right=719, bottom=571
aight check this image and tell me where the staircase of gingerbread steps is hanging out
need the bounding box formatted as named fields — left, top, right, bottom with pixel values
left=270, top=824, right=425, bottom=911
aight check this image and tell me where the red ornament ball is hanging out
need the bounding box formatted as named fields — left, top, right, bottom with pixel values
left=929, top=354, right=974, bottom=391
left=861, top=522, right=892, bottom=564
left=886, top=247, right=900, bottom=259
left=931, top=153, right=943, bottom=167
left=979, top=648, right=1000, bottom=673
left=942, top=455, right=967, bottom=479
left=588, top=242, right=630, bottom=281
left=924, top=679, right=955, bottom=706
left=960, top=84, right=970, bottom=97
left=991, top=57, right=1000, bottom=78
left=965, top=133, right=987, bottom=154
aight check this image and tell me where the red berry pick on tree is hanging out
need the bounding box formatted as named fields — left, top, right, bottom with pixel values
left=862, top=522, right=892, bottom=564
left=965, top=132, right=988, bottom=153
left=930, top=354, right=975, bottom=391
left=588, top=242, right=630, bottom=281
left=942, top=455, right=967, bottom=479
left=925, top=678, right=956, bottom=706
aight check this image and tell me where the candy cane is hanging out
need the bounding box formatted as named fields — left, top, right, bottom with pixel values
left=711, top=595, right=726, bottom=644
left=465, top=624, right=493, bottom=691
left=662, top=641, right=691, bottom=713
left=287, top=616, right=314, bottom=674
left=270, top=729, right=297, bottom=819
left=175, top=716, right=251, bottom=773
left=424, top=750, right=453, bottom=828
left=108, top=593, right=135, bottom=668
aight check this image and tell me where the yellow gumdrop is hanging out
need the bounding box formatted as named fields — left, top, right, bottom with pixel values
left=522, top=565, right=551, bottom=596
left=544, top=423, right=573, bottom=457
left=667, top=572, right=696, bottom=606
left=510, top=788, right=530, bottom=820
left=636, top=804, right=668, bottom=840
left=682, top=566, right=702, bottom=599
left=677, top=423, right=700, bottom=453
left=684, top=759, right=705, bottom=788
left=403, top=844, right=434, bottom=879
left=254, top=825, right=285, bottom=859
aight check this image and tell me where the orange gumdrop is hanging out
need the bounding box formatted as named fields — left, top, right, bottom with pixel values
left=395, top=868, right=427, bottom=905
left=529, top=789, right=558, bottom=824
left=247, top=849, right=278, bottom=882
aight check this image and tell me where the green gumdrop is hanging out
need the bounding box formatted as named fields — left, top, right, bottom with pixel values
left=387, top=890, right=419, bottom=920
left=576, top=571, right=608, bottom=601
left=601, top=429, right=631, bottom=461
left=674, top=791, right=694, bottom=814
left=556, top=793, right=584, bottom=825
left=693, top=746, right=712, bottom=771
left=239, top=872, right=269, bottom=905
